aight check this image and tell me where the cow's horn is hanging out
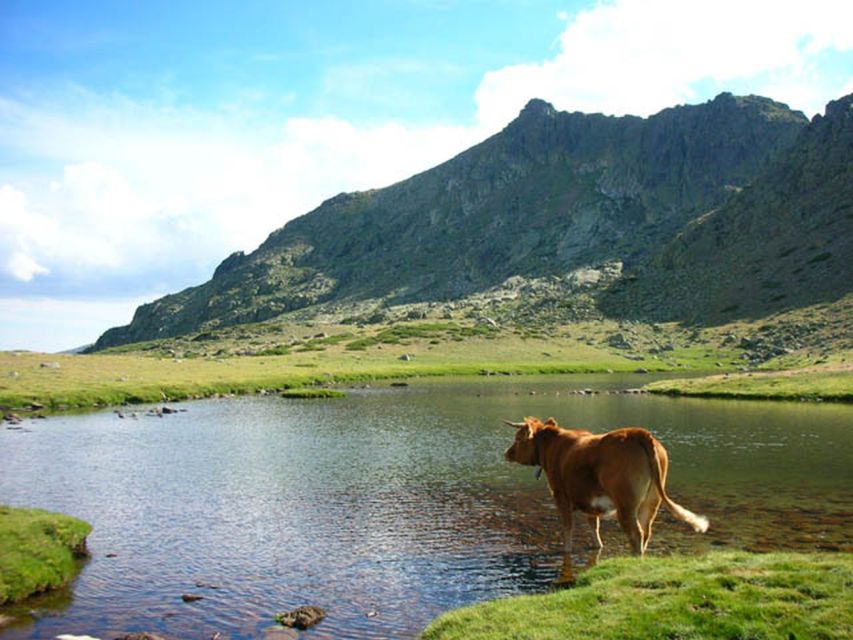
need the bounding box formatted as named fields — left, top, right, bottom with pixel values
left=503, top=419, right=526, bottom=428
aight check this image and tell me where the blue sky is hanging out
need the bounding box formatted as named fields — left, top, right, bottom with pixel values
left=1, top=0, right=852, bottom=351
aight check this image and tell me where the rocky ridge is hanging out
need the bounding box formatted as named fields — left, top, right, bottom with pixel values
left=92, top=93, right=815, bottom=350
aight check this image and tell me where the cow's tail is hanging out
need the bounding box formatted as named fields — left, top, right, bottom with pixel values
left=639, top=432, right=709, bottom=533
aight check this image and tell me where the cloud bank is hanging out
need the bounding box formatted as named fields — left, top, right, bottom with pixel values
left=475, top=0, right=853, bottom=130
left=1, top=0, right=851, bottom=350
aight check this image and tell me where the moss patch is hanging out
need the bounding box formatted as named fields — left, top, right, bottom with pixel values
left=0, top=505, right=92, bottom=605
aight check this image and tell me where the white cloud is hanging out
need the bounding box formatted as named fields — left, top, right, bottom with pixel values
left=0, top=295, right=161, bottom=352
left=474, top=0, right=853, bottom=130
left=0, top=93, right=482, bottom=295
left=8, top=252, right=49, bottom=281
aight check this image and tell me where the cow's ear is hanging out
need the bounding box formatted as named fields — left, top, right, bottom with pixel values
left=545, top=417, right=557, bottom=427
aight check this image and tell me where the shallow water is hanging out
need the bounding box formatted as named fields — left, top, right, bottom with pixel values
left=1, top=374, right=851, bottom=639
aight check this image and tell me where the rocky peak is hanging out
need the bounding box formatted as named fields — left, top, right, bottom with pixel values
left=819, top=92, right=853, bottom=123
left=518, top=98, right=558, bottom=119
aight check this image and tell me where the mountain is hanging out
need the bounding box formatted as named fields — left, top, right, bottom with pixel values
left=92, top=93, right=809, bottom=350
left=603, top=93, right=853, bottom=323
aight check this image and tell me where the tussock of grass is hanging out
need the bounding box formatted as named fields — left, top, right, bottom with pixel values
left=0, top=505, right=92, bottom=604
left=280, top=388, right=346, bottom=399
left=420, top=552, right=853, bottom=640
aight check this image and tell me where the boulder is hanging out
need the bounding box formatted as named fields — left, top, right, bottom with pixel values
left=275, top=605, right=326, bottom=630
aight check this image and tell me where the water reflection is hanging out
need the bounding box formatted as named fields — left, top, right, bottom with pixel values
left=0, top=375, right=850, bottom=639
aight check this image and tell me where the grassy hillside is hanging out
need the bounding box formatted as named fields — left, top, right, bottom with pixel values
left=3, top=301, right=852, bottom=411
left=0, top=506, right=91, bottom=605
left=420, top=552, right=853, bottom=640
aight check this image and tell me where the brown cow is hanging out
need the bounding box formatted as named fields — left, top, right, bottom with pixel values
left=504, top=417, right=708, bottom=580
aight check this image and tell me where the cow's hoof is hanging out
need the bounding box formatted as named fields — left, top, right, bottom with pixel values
left=552, top=573, right=576, bottom=589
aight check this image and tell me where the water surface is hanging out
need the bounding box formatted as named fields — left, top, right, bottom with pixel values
left=1, top=374, right=851, bottom=639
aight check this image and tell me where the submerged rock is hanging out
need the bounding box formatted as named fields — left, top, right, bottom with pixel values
left=275, top=605, right=326, bottom=630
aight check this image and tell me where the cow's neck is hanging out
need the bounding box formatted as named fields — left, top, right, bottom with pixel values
left=536, top=427, right=579, bottom=491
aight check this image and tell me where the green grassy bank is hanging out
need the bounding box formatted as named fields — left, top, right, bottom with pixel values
left=646, top=364, right=853, bottom=402
left=0, top=506, right=92, bottom=605
left=420, top=552, right=853, bottom=640
left=0, top=321, right=706, bottom=411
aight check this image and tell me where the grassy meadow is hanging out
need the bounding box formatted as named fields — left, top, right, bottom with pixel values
left=0, top=506, right=91, bottom=605
left=0, top=319, right=733, bottom=411
left=420, top=552, right=853, bottom=640
left=1, top=303, right=851, bottom=411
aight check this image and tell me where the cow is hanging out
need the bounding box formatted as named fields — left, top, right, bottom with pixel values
left=503, top=416, right=708, bottom=581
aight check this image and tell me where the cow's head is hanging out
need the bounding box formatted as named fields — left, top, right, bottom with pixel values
left=503, top=417, right=549, bottom=466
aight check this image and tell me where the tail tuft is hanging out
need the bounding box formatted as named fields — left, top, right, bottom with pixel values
left=666, top=499, right=709, bottom=533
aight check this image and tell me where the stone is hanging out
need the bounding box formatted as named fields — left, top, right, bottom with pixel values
left=398, top=354, right=413, bottom=361
left=275, top=605, right=326, bottom=630
left=114, top=634, right=169, bottom=640
left=39, top=361, right=61, bottom=369
left=606, top=333, right=633, bottom=350
left=181, top=594, right=203, bottom=602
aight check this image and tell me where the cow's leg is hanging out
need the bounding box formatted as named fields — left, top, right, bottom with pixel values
left=638, top=492, right=662, bottom=554
left=555, top=508, right=575, bottom=584
left=587, top=514, right=603, bottom=549
left=617, top=506, right=644, bottom=556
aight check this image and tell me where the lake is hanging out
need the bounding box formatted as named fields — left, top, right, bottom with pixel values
left=1, top=374, right=851, bottom=639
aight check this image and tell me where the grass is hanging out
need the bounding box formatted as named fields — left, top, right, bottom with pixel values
left=1, top=313, right=850, bottom=411
left=646, top=362, right=853, bottom=401
left=420, top=551, right=853, bottom=640
left=0, top=505, right=92, bottom=605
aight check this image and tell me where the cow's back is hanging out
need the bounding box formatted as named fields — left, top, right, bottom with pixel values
left=582, top=428, right=658, bottom=499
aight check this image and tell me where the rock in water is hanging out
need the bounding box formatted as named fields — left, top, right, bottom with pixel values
left=275, top=605, right=326, bottom=630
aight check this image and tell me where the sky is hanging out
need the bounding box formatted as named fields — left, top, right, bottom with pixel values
left=1, top=0, right=851, bottom=352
